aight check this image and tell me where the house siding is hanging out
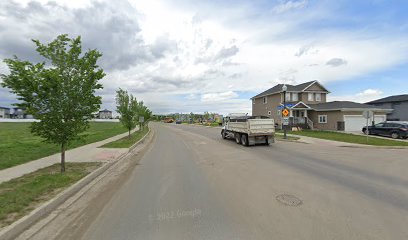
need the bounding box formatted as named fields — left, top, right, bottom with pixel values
left=300, top=92, right=327, bottom=104
left=367, top=101, right=408, bottom=121
left=304, top=83, right=326, bottom=92
left=252, top=94, right=282, bottom=122
left=309, top=110, right=388, bottom=131
left=309, top=111, right=344, bottom=130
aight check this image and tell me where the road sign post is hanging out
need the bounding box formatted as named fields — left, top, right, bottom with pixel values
left=139, top=116, right=145, bottom=131
left=362, top=110, right=373, bottom=143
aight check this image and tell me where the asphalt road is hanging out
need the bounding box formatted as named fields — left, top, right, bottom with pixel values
left=81, top=122, right=408, bottom=240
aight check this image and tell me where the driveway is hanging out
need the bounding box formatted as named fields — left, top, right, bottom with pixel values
left=21, top=122, right=408, bottom=240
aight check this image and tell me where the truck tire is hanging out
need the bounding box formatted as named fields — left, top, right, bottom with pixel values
left=221, top=130, right=227, bottom=139
left=235, top=133, right=241, bottom=144
left=241, top=134, right=249, bottom=146
left=265, top=136, right=270, bottom=145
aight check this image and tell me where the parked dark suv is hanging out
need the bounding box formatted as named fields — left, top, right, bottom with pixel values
left=362, top=122, right=408, bottom=139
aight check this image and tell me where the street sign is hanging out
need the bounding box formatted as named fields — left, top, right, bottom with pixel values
left=362, top=110, right=373, bottom=119
left=283, top=117, right=289, bottom=126
left=139, top=116, right=145, bottom=123
left=277, top=104, right=295, bottom=109
left=282, top=108, right=290, bottom=117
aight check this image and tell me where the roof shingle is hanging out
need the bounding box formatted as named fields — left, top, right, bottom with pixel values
left=366, top=94, right=408, bottom=104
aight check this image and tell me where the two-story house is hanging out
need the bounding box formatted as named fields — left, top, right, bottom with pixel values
left=251, top=81, right=392, bottom=131
left=98, top=109, right=113, bottom=119
left=366, top=94, right=408, bottom=121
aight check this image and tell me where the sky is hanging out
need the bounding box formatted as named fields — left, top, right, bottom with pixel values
left=0, top=0, right=407, bottom=115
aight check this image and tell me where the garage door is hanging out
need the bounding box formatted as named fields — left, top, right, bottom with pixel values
left=344, top=115, right=386, bottom=132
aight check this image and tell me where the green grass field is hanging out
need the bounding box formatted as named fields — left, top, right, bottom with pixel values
left=101, top=126, right=149, bottom=148
left=288, top=130, right=408, bottom=146
left=0, top=122, right=127, bottom=170
left=0, top=162, right=101, bottom=228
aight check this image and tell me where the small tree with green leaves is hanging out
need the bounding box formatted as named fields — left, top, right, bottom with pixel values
left=116, top=88, right=138, bottom=137
left=1, top=34, right=105, bottom=173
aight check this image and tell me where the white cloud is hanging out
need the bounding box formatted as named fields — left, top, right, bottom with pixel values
left=328, top=89, right=384, bottom=103
left=272, top=0, right=308, bottom=14
left=201, top=91, right=239, bottom=103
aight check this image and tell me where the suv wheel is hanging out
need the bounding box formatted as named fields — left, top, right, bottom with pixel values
left=364, top=129, right=370, bottom=135
left=391, top=132, right=399, bottom=139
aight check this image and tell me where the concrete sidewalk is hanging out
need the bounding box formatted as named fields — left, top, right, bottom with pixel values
left=0, top=128, right=138, bottom=184
left=286, top=134, right=370, bottom=147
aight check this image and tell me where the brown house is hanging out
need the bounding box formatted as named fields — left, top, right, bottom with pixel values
left=251, top=80, right=392, bottom=131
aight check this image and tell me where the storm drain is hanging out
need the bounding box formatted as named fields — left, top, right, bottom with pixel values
left=276, top=194, right=302, bottom=207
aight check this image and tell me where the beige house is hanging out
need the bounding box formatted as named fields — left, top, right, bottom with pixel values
left=251, top=81, right=392, bottom=131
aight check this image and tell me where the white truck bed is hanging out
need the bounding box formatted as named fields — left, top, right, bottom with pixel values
left=227, top=118, right=275, bottom=136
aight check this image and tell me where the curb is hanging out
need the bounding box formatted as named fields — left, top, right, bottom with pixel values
left=129, top=126, right=151, bottom=152
left=0, top=127, right=154, bottom=240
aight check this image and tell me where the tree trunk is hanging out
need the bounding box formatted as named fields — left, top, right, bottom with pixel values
left=61, top=143, right=66, bottom=173
left=128, top=128, right=131, bottom=138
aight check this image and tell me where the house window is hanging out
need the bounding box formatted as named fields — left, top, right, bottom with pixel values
left=308, top=93, right=314, bottom=101
left=315, top=93, right=321, bottom=101
left=318, top=115, right=327, bottom=123
left=285, top=93, right=291, bottom=101
left=292, top=93, right=298, bottom=101
left=268, top=111, right=271, bottom=115
left=263, top=97, right=267, bottom=104
left=252, top=99, right=255, bottom=105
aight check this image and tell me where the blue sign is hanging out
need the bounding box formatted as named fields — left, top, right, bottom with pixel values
left=277, top=104, right=295, bottom=109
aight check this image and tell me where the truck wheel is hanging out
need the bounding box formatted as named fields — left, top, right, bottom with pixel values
left=241, top=134, right=249, bottom=146
left=265, top=136, right=270, bottom=145
left=235, top=133, right=241, bottom=144
left=221, top=130, right=227, bottom=139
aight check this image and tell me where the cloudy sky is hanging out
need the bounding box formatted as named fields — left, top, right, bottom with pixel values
left=1, top=0, right=408, bottom=115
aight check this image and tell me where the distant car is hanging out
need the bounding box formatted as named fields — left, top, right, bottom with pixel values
left=362, top=122, right=408, bottom=139
left=175, top=120, right=182, bottom=124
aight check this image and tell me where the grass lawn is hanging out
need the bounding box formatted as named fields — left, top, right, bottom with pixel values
left=101, top=126, right=149, bottom=148
left=288, top=130, right=408, bottom=146
left=0, top=162, right=101, bottom=228
left=275, top=133, right=300, bottom=141
left=0, top=122, right=127, bottom=170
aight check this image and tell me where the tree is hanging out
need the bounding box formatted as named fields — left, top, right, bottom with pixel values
left=137, top=100, right=152, bottom=130
left=116, top=88, right=138, bottom=137
left=1, top=34, right=105, bottom=173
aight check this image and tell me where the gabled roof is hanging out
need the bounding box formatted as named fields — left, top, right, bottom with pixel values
left=366, top=94, right=408, bottom=104
left=291, top=101, right=311, bottom=109
left=251, top=80, right=329, bottom=99
left=309, top=101, right=392, bottom=112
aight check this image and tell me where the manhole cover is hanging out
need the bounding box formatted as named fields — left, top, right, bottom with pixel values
left=276, top=194, right=302, bottom=206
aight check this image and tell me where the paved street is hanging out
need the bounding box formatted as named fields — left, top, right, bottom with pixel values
left=75, top=122, right=408, bottom=240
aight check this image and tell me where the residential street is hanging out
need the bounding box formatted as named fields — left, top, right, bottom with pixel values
left=21, top=122, right=408, bottom=240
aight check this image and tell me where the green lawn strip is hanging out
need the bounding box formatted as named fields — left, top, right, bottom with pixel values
left=287, top=130, right=408, bottom=146
left=100, top=126, right=149, bottom=148
left=0, top=122, right=127, bottom=170
left=275, top=133, right=300, bottom=141
left=0, top=162, right=101, bottom=228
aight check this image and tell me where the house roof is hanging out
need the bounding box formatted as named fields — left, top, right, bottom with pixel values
left=251, top=80, right=329, bottom=99
left=0, top=107, right=10, bottom=110
left=366, top=94, right=408, bottom=104
left=309, top=101, right=391, bottom=112
left=99, top=109, right=112, bottom=112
